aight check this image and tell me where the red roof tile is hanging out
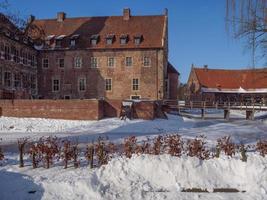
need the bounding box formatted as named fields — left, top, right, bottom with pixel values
left=31, top=15, right=166, bottom=49
left=194, top=68, right=267, bottom=89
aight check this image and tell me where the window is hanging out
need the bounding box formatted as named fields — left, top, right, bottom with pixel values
left=14, top=73, right=21, bottom=88
left=64, top=95, right=71, bottom=99
left=120, top=34, right=128, bottom=45
left=78, top=78, right=86, bottom=91
left=52, top=79, right=60, bottom=92
left=125, top=57, right=132, bottom=67
left=143, top=57, right=150, bottom=67
left=70, top=40, right=76, bottom=47
left=74, top=57, right=82, bottom=68
left=131, top=95, right=141, bottom=100
left=90, top=34, right=99, bottom=46
left=107, top=57, right=114, bottom=67
left=55, top=40, right=62, bottom=47
left=70, top=34, right=79, bottom=47
left=30, top=55, right=35, bottom=67
left=105, top=78, right=112, bottom=91
left=91, top=57, right=98, bottom=68
left=106, top=34, right=114, bottom=45
left=4, top=45, right=10, bottom=60
left=4, top=72, right=11, bottom=87
left=134, top=35, right=142, bottom=45
left=42, top=58, right=49, bottom=68
left=22, top=51, right=28, bottom=65
left=58, top=58, right=64, bottom=68
left=14, top=48, right=19, bottom=63
left=132, top=78, right=139, bottom=91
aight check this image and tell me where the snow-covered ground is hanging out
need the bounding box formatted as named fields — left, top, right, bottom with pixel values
left=1, top=110, right=267, bottom=200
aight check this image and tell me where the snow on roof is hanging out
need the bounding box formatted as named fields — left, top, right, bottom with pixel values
left=46, top=35, right=55, bottom=40
left=201, top=87, right=267, bottom=94
left=55, top=35, right=66, bottom=40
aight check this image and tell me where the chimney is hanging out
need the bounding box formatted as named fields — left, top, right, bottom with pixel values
left=123, top=8, right=131, bottom=20
left=27, top=15, right=35, bottom=24
left=57, top=12, right=66, bottom=22
left=164, top=8, right=168, bottom=16
left=204, top=65, right=208, bottom=70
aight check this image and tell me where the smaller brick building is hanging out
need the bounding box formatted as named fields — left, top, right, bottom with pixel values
left=187, top=65, right=267, bottom=104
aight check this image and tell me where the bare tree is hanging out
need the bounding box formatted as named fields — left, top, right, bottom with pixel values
left=226, top=0, right=267, bottom=66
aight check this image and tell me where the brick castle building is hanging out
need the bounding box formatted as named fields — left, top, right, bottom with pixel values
left=0, top=9, right=179, bottom=100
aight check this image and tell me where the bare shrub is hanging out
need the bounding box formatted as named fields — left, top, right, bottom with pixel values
left=85, top=143, right=95, bottom=169
left=123, top=136, right=137, bottom=158
left=216, top=136, right=236, bottom=157
left=239, top=144, right=248, bottom=162
left=28, top=142, right=42, bottom=169
left=71, top=143, right=79, bottom=168
left=165, top=134, right=184, bottom=157
left=256, top=140, right=267, bottom=157
left=135, top=139, right=151, bottom=155
left=38, top=137, right=60, bottom=168
left=17, top=138, right=28, bottom=167
left=152, top=135, right=164, bottom=155
left=95, top=137, right=109, bottom=166
left=187, top=135, right=210, bottom=160
left=61, top=140, right=73, bottom=169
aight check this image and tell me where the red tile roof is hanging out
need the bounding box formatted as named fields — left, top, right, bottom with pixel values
left=31, top=15, right=166, bottom=49
left=194, top=67, right=267, bottom=89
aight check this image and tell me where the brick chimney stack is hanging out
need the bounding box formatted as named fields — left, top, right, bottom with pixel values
left=123, top=8, right=131, bottom=20
left=57, top=12, right=66, bottom=22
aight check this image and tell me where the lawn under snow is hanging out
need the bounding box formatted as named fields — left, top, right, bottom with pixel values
left=1, top=110, right=267, bottom=199
left=1, top=154, right=267, bottom=200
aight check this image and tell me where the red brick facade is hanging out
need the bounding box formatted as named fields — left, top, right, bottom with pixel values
left=0, top=9, right=179, bottom=103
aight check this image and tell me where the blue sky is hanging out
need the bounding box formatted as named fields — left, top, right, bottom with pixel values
left=6, top=0, right=265, bottom=82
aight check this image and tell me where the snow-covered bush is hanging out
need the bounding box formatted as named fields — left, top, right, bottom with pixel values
left=152, top=135, right=164, bottom=155
left=95, top=137, right=109, bottom=166
left=85, top=143, right=95, bottom=168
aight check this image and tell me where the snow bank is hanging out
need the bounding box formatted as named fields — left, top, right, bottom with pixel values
left=1, top=154, right=267, bottom=200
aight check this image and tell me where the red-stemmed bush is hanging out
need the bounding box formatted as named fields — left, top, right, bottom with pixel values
left=256, top=140, right=267, bottom=157
left=0, top=138, right=4, bottom=162
left=152, top=135, right=164, bottom=155
left=123, top=136, right=137, bottom=158
left=216, top=136, right=236, bottom=157
left=164, top=134, right=184, bottom=157
left=187, top=135, right=210, bottom=160
left=95, top=137, right=109, bottom=166
left=85, top=143, right=95, bottom=169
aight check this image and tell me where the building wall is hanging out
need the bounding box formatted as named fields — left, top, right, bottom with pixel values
left=38, top=49, right=165, bottom=100
left=0, top=99, right=158, bottom=120
left=168, top=72, right=178, bottom=100
left=186, top=68, right=202, bottom=101
left=0, top=35, right=38, bottom=99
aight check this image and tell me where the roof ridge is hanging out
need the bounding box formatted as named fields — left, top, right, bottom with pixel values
left=34, top=14, right=165, bottom=22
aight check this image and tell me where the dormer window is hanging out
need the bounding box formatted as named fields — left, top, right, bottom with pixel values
left=14, top=35, right=19, bottom=41
left=106, top=34, right=114, bottom=45
left=70, top=34, right=79, bottom=47
left=134, top=34, right=143, bottom=45
left=45, top=35, right=55, bottom=46
left=120, top=34, right=128, bottom=45
left=90, top=34, right=99, bottom=46
left=55, top=35, right=66, bottom=47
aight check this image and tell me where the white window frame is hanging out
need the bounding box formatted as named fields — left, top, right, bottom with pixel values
left=143, top=56, right=150, bottom=67
left=52, top=78, right=60, bottom=92
left=78, top=77, right=86, bottom=91
left=14, top=73, right=21, bottom=88
left=58, top=58, right=64, bottom=68
left=107, top=57, right=115, bottom=67
left=74, top=57, right=82, bottom=68
left=42, top=58, right=49, bottom=68
left=90, top=57, right=98, bottom=68
left=125, top=57, right=132, bottom=67
left=105, top=78, right=112, bottom=91
left=132, top=78, right=139, bottom=91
